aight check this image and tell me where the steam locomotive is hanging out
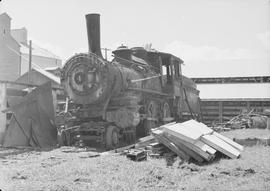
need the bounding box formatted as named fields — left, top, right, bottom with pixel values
left=59, top=14, right=202, bottom=149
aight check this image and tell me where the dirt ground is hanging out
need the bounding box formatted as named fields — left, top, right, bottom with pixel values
left=221, top=129, right=270, bottom=140
left=1, top=132, right=270, bottom=191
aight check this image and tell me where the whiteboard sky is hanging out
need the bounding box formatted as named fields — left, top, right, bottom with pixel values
left=1, top=0, right=269, bottom=77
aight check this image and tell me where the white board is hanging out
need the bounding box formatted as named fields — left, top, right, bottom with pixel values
left=201, top=134, right=240, bottom=159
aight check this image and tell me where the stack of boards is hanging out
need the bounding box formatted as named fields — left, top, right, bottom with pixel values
left=151, top=120, right=244, bottom=163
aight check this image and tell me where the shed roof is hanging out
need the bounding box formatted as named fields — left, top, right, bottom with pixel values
left=16, top=67, right=60, bottom=85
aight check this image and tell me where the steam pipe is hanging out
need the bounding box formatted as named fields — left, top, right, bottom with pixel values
left=85, top=13, right=103, bottom=58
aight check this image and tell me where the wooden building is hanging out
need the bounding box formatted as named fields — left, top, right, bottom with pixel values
left=0, top=12, right=62, bottom=81
left=192, top=76, right=270, bottom=125
left=11, top=28, right=62, bottom=75
left=0, top=13, right=21, bottom=81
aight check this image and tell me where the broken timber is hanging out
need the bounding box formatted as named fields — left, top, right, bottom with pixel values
left=161, top=122, right=215, bottom=161
left=163, top=133, right=204, bottom=163
left=201, top=134, right=240, bottom=159
left=151, top=120, right=243, bottom=163
left=152, top=129, right=190, bottom=161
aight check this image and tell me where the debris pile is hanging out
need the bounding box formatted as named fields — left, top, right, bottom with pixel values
left=221, top=110, right=270, bottom=130
left=135, top=120, right=243, bottom=164
left=126, top=149, right=147, bottom=161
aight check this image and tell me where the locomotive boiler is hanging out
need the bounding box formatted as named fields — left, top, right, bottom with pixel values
left=60, top=13, right=202, bottom=149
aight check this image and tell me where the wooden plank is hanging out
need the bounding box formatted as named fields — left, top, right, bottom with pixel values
left=181, top=120, right=213, bottom=135
left=163, top=120, right=214, bottom=141
left=219, top=101, right=223, bottom=123
left=164, top=133, right=204, bottom=163
left=159, top=122, right=177, bottom=128
left=213, top=132, right=244, bottom=151
left=164, top=132, right=213, bottom=161
left=152, top=129, right=190, bottom=161
left=135, top=135, right=157, bottom=149
left=201, top=134, right=240, bottom=159
left=162, top=121, right=215, bottom=161
left=163, top=123, right=202, bottom=142
left=194, top=141, right=216, bottom=155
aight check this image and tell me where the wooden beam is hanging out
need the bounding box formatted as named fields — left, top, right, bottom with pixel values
left=164, top=133, right=204, bottom=163
left=213, top=132, right=244, bottom=151
left=201, top=134, right=240, bottom=159
left=247, top=101, right=250, bottom=111
left=161, top=122, right=214, bottom=161
left=152, top=129, right=190, bottom=161
left=219, top=101, right=223, bottom=124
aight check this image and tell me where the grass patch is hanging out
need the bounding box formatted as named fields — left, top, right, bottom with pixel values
left=0, top=145, right=270, bottom=191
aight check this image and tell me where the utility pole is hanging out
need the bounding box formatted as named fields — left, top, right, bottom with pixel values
left=102, top=48, right=111, bottom=61
left=28, top=40, right=32, bottom=84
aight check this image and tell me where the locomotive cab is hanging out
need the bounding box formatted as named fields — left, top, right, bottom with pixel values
left=160, top=53, right=183, bottom=95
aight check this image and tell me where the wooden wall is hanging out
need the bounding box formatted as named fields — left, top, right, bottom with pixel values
left=201, top=100, right=270, bottom=125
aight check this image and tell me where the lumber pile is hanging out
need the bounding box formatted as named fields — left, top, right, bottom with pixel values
left=151, top=120, right=243, bottom=163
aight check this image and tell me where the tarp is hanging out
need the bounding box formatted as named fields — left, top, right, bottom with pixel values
left=2, top=82, right=57, bottom=147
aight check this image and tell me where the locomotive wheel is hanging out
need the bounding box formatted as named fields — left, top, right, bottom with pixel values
left=105, top=126, right=119, bottom=150
left=146, top=101, right=158, bottom=134
left=163, top=102, right=172, bottom=123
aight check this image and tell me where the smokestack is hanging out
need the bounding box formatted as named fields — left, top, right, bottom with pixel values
left=85, top=13, right=103, bottom=58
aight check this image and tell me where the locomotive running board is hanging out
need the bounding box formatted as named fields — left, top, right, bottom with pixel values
left=127, top=88, right=172, bottom=97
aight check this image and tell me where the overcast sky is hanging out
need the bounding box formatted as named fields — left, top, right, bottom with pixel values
left=1, top=0, right=269, bottom=77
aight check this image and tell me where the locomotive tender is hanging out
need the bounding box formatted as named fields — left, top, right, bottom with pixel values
left=60, top=13, right=201, bottom=149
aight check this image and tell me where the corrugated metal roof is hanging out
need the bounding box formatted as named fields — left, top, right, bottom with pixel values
left=32, top=66, right=60, bottom=84
left=197, top=83, right=270, bottom=99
